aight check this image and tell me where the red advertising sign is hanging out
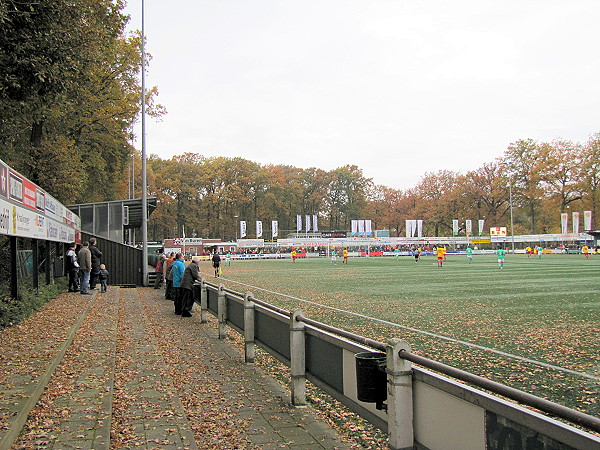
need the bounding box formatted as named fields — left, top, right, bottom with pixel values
left=22, top=178, right=37, bottom=210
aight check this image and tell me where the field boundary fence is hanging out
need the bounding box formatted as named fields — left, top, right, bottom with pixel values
left=194, top=278, right=600, bottom=450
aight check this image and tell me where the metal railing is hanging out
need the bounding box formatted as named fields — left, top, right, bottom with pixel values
left=196, top=278, right=600, bottom=449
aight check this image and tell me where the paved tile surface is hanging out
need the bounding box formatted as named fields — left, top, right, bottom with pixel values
left=0, top=287, right=356, bottom=449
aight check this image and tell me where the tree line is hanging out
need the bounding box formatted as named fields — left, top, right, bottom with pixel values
left=1, top=2, right=597, bottom=242
left=142, top=134, right=600, bottom=241
left=0, top=0, right=163, bottom=204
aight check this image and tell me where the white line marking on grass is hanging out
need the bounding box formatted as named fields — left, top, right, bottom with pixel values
left=210, top=273, right=600, bottom=382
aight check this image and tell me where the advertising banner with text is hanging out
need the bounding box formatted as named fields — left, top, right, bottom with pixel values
left=0, top=159, right=80, bottom=243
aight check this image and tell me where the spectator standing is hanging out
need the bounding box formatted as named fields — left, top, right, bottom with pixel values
left=180, top=256, right=201, bottom=317
left=154, top=254, right=165, bottom=289
left=77, top=241, right=92, bottom=294
left=164, top=252, right=175, bottom=299
left=65, top=242, right=80, bottom=292
left=99, top=264, right=109, bottom=293
left=171, top=253, right=185, bottom=314
left=89, top=237, right=102, bottom=289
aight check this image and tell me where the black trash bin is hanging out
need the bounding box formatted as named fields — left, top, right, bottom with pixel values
left=355, top=352, right=387, bottom=403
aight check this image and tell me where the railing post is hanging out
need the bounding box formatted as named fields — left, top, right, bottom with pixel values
left=244, top=293, right=255, bottom=363
left=200, top=279, right=208, bottom=323
left=290, top=309, right=306, bottom=406
left=386, top=339, right=414, bottom=450
left=218, top=284, right=227, bottom=339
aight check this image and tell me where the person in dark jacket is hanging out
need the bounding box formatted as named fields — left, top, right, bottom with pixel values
left=77, top=241, right=92, bottom=295
left=89, top=237, right=102, bottom=289
left=212, top=251, right=221, bottom=277
left=65, top=242, right=80, bottom=292
left=99, top=264, right=109, bottom=293
left=180, top=256, right=201, bottom=317
left=164, top=252, right=175, bottom=299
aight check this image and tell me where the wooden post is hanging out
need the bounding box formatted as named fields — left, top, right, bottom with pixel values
left=244, top=292, right=255, bottom=363
left=290, top=309, right=306, bottom=406
left=218, top=284, right=227, bottom=339
left=386, top=339, right=414, bottom=450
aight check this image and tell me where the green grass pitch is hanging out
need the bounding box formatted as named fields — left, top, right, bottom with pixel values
left=202, top=253, right=600, bottom=417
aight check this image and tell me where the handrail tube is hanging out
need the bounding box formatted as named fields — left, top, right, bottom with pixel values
left=223, top=286, right=244, bottom=297
left=198, top=280, right=290, bottom=316
left=297, top=314, right=386, bottom=352
left=399, top=350, right=600, bottom=433
left=248, top=295, right=289, bottom=316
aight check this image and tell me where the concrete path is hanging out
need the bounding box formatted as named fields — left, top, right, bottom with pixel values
left=0, top=287, right=356, bottom=449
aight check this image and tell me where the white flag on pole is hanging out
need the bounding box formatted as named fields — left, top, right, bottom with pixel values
left=306, top=215, right=311, bottom=232
left=417, top=220, right=423, bottom=237
left=452, top=219, right=459, bottom=236
left=584, top=211, right=593, bottom=231
left=561, top=213, right=568, bottom=235
left=465, top=219, right=472, bottom=236
left=358, top=220, right=365, bottom=235
left=478, top=219, right=485, bottom=236
left=312, top=215, right=318, bottom=232
left=351, top=220, right=358, bottom=236
left=572, top=212, right=580, bottom=234
left=256, top=220, right=263, bottom=238
left=296, top=215, right=302, bottom=232
left=272, top=220, right=278, bottom=238
left=240, top=221, right=247, bottom=238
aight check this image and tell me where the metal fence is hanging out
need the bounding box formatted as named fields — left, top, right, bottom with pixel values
left=195, top=279, right=600, bottom=450
left=81, top=233, right=143, bottom=286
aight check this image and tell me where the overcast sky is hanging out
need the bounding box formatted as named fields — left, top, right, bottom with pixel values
left=124, top=1, right=599, bottom=190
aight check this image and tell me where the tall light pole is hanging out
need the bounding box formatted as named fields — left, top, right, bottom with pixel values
left=509, top=181, right=515, bottom=253
left=141, top=0, right=149, bottom=285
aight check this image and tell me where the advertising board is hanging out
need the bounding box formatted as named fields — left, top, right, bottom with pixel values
left=0, top=159, right=80, bottom=243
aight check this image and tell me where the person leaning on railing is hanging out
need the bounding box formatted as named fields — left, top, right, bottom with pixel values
left=180, top=256, right=201, bottom=317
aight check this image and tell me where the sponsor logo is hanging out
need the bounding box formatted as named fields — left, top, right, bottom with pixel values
left=9, top=173, right=23, bottom=202
left=0, top=207, right=9, bottom=232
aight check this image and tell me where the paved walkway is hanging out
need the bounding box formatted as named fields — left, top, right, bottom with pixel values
left=0, top=287, right=356, bottom=449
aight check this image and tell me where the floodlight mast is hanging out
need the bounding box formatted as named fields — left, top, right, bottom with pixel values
left=141, top=0, right=149, bottom=286
left=509, top=181, right=515, bottom=253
